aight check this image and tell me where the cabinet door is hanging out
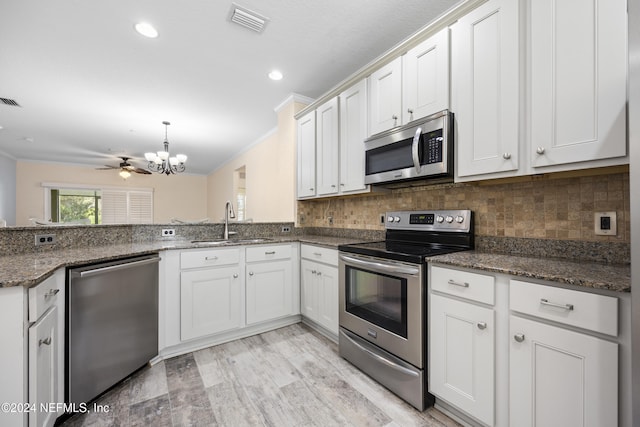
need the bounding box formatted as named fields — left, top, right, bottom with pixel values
left=300, top=260, right=319, bottom=320
left=403, top=27, right=449, bottom=124
left=510, top=316, right=618, bottom=427
left=430, top=294, right=494, bottom=426
left=339, top=80, right=368, bottom=194
left=180, top=266, right=242, bottom=341
left=316, top=97, right=340, bottom=196
left=369, top=57, right=402, bottom=135
left=297, top=111, right=316, bottom=198
left=529, top=0, right=626, bottom=168
left=246, top=260, right=293, bottom=324
left=316, top=263, right=339, bottom=335
left=452, top=0, right=520, bottom=178
left=29, top=306, right=58, bottom=427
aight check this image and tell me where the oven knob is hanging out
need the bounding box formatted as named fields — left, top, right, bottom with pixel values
left=436, top=215, right=444, bottom=223
left=387, top=216, right=394, bottom=223
left=394, top=216, right=401, bottom=223
left=445, top=216, right=454, bottom=223
left=455, top=215, right=464, bottom=223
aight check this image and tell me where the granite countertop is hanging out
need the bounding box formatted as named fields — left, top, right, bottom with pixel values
left=428, top=251, right=631, bottom=293
left=0, top=235, right=371, bottom=289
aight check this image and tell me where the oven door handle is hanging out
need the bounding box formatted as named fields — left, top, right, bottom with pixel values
left=340, top=329, right=420, bottom=378
left=339, top=254, right=420, bottom=276
left=411, top=126, right=422, bottom=173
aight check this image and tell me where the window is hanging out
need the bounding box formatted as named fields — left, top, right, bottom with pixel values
left=50, top=189, right=101, bottom=224
left=43, top=183, right=153, bottom=224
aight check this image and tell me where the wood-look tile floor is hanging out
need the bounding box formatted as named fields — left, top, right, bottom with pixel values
left=61, top=323, right=461, bottom=427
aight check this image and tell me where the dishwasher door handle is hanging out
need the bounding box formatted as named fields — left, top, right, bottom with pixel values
left=78, top=256, right=161, bottom=278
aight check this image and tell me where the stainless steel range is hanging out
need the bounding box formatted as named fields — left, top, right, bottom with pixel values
left=338, top=209, right=474, bottom=411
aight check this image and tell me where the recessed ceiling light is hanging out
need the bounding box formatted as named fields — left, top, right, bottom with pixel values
left=268, top=70, right=283, bottom=81
left=134, top=22, right=158, bottom=38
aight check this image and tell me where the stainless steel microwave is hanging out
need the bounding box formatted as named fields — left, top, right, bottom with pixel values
left=364, top=110, right=453, bottom=185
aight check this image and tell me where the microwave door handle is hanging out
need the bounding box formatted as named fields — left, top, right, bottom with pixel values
left=412, top=127, right=422, bottom=172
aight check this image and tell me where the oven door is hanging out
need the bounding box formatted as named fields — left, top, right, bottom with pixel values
left=338, top=253, right=424, bottom=368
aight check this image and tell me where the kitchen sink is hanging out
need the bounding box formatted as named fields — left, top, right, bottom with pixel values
left=190, top=238, right=272, bottom=246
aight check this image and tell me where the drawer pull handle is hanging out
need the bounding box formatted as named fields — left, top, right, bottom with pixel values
left=205, top=256, right=218, bottom=261
left=447, top=279, right=469, bottom=288
left=313, top=252, right=322, bottom=256
left=39, top=337, right=52, bottom=346
left=514, top=333, right=525, bottom=343
left=540, top=298, right=574, bottom=311
left=477, top=322, right=487, bottom=330
left=44, top=289, right=60, bottom=298
left=265, top=251, right=276, bottom=255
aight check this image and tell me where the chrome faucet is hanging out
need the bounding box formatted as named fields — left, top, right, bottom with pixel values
left=224, top=200, right=236, bottom=240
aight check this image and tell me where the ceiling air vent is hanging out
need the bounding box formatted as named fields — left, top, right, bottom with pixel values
left=0, top=97, right=20, bottom=107
left=228, top=3, right=269, bottom=33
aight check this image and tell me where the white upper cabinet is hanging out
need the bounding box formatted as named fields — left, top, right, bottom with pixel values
left=296, top=110, right=316, bottom=199
left=316, top=97, right=340, bottom=196
left=453, top=0, right=520, bottom=180
left=529, top=0, right=627, bottom=170
left=368, top=57, right=402, bottom=135
left=339, top=79, right=368, bottom=194
left=403, top=27, right=450, bottom=124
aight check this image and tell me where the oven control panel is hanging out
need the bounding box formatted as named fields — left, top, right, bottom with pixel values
left=385, top=210, right=471, bottom=232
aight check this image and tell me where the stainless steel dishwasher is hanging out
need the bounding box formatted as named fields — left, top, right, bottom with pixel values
left=66, top=254, right=160, bottom=406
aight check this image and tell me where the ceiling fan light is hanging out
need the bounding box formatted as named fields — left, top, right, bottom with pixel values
left=157, top=151, right=169, bottom=161
left=144, top=152, right=157, bottom=161
left=176, top=154, right=187, bottom=163
left=119, top=170, right=131, bottom=179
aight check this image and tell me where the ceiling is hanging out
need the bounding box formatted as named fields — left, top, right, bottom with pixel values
left=0, top=0, right=460, bottom=175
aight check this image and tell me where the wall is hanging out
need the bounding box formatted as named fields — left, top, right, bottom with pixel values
left=298, top=169, right=630, bottom=243
left=15, top=161, right=207, bottom=225
left=207, top=98, right=307, bottom=222
left=0, top=152, right=16, bottom=226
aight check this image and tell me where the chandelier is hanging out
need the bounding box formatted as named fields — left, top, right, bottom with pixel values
left=144, top=121, right=187, bottom=175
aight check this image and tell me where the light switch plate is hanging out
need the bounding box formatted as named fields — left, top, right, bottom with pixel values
left=594, top=211, right=617, bottom=236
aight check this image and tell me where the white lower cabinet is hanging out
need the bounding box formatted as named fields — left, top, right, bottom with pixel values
left=430, top=294, right=494, bottom=426
left=28, top=306, right=58, bottom=427
left=430, top=266, right=495, bottom=426
left=509, top=279, right=619, bottom=427
left=180, top=266, right=242, bottom=341
left=300, top=245, right=339, bottom=336
left=509, top=316, right=618, bottom=427
left=246, top=259, right=294, bottom=324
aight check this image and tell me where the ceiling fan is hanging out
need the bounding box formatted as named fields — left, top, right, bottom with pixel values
left=96, top=156, right=151, bottom=179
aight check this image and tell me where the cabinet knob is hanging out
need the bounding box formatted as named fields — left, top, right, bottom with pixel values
left=536, top=147, right=546, bottom=155
left=309, top=187, right=314, bottom=191
left=331, top=184, right=336, bottom=188
left=514, top=333, right=525, bottom=343
left=233, top=273, right=238, bottom=278
left=340, top=183, right=345, bottom=187
left=39, top=337, right=52, bottom=347
left=249, top=272, right=254, bottom=276
left=392, top=115, right=398, bottom=126
left=311, top=270, right=317, bottom=274
left=502, top=153, right=511, bottom=160
left=477, top=322, right=487, bottom=330
left=316, top=271, right=322, bottom=276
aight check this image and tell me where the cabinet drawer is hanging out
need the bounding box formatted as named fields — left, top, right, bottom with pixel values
left=301, top=244, right=338, bottom=266
left=430, top=265, right=495, bottom=305
left=181, top=248, right=240, bottom=269
left=246, top=244, right=292, bottom=263
left=510, top=280, right=618, bottom=336
left=29, top=273, right=62, bottom=323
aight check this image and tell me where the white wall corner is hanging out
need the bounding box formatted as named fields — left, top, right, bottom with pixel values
left=274, top=93, right=315, bottom=113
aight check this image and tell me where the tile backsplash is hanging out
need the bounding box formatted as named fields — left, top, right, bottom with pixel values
left=297, top=171, right=630, bottom=244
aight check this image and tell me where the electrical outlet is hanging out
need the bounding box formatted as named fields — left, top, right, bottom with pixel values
left=35, top=234, right=56, bottom=246
left=161, top=228, right=175, bottom=237
left=281, top=226, right=291, bottom=233
left=328, top=216, right=334, bottom=225
left=594, top=212, right=617, bottom=236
